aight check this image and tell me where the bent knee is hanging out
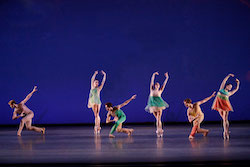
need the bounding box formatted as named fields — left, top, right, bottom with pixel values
left=116, top=128, right=122, bottom=132
left=26, top=126, right=32, bottom=130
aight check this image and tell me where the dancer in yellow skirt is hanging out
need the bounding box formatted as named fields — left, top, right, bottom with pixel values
left=212, top=74, right=240, bottom=140
left=88, top=70, right=106, bottom=134
left=145, top=72, right=169, bottom=137
left=184, top=92, right=216, bottom=139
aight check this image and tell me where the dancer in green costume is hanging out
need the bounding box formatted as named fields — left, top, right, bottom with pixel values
left=105, top=95, right=136, bottom=138
left=88, top=70, right=106, bottom=134
left=145, top=72, right=169, bottom=137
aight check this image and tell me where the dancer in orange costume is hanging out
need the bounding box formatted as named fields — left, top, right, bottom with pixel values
left=184, top=92, right=216, bottom=139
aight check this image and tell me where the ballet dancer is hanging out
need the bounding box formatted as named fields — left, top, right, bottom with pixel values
left=212, top=74, right=240, bottom=140
left=8, top=86, right=45, bottom=136
left=105, top=95, right=136, bottom=138
left=145, top=72, right=169, bottom=137
left=88, top=70, right=106, bottom=134
left=184, top=92, right=216, bottom=139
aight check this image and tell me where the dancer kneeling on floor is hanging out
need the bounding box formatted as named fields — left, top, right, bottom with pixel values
left=105, top=95, right=136, bottom=138
left=8, top=86, right=45, bottom=136
left=184, top=92, right=216, bottom=139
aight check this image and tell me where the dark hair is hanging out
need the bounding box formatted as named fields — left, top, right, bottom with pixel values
left=184, top=98, right=192, bottom=103
left=225, top=83, right=232, bottom=87
left=105, top=102, right=113, bottom=107
left=112, top=106, right=118, bottom=112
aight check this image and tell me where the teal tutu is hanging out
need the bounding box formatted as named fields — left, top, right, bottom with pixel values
left=145, top=96, right=169, bottom=113
left=88, top=88, right=101, bottom=108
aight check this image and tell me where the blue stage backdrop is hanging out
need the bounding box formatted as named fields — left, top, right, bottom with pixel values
left=0, top=0, right=249, bottom=125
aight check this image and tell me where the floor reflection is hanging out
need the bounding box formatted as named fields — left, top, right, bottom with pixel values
left=189, top=137, right=208, bottom=148
left=94, top=134, right=101, bottom=151
left=18, top=135, right=45, bottom=151
left=109, top=137, right=134, bottom=149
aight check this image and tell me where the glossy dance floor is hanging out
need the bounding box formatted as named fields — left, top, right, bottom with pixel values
left=1, top=124, right=250, bottom=166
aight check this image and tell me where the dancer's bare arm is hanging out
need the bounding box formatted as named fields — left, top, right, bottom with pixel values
left=20, top=86, right=38, bottom=104
left=196, top=92, right=216, bottom=105
left=160, top=72, right=169, bottom=91
left=219, top=74, right=234, bottom=90
left=98, top=70, right=106, bottom=90
left=187, top=110, right=195, bottom=123
left=12, top=111, right=25, bottom=120
left=91, top=71, right=98, bottom=89
left=150, top=72, right=159, bottom=90
left=229, top=79, right=240, bottom=96
left=117, top=95, right=137, bottom=109
left=106, top=112, right=115, bottom=123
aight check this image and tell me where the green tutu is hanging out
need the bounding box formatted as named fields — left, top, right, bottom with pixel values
left=145, top=96, right=169, bottom=113
left=88, top=88, right=101, bottom=108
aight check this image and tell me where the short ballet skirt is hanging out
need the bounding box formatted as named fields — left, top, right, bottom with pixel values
left=212, top=89, right=233, bottom=112
left=145, top=96, right=169, bottom=113
left=87, top=88, right=101, bottom=108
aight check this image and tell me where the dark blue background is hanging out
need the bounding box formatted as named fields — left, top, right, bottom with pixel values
left=0, top=0, right=249, bottom=125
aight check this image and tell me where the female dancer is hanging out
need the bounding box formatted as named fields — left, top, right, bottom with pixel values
left=105, top=95, right=136, bottom=138
left=184, top=92, right=216, bottom=139
left=212, top=74, right=240, bottom=140
left=88, top=70, right=106, bottom=134
left=145, top=72, right=169, bottom=137
left=8, top=86, right=45, bottom=136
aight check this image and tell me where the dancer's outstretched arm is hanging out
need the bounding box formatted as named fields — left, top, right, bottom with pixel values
left=98, top=70, right=106, bottom=90
left=117, top=95, right=137, bottom=109
left=20, top=86, right=38, bottom=104
left=196, top=92, right=216, bottom=105
left=219, top=74, right=234, bottom=90
left=150, top=72, right=159, bottom=90
left=91, top=71, right=98, bottom=89
left=229, top=78, right=240, bottom=96
left=160, top=72, right=169, bottom=91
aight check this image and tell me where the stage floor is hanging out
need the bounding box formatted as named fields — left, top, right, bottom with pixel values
left=0, top=123, right=250, bottom=166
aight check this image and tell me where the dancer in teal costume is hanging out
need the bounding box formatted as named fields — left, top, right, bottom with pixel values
left=88, top=70, right=106, bottom=134
left=145, top=72, right=169, bottom=137
left=105, top=95, right=136, bottom=138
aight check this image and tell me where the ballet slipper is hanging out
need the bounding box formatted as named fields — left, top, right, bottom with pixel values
left=203, top=130, right=209, bottom=137
left=189, top=135, right=194, bottom=139
left=128, top=129, right=134, bottom=136
left=41, top=128, right=46, bottom=135
left=109, top=134, right=115, bottom=138
left=223, top=132, right=227, bottom=140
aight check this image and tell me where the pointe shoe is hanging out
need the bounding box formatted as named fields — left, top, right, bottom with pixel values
left=17, top=133, right=21, bottom=136
left=97, top=127, right=101, bottom=134
left=223, top=132, right=229, bottom=140
left=156, top=130, right=160, bottom=137
left=159, top=129, right=164, bottom=138
left=41, top=128, right=46, bottom=135
left=226, top=131, right=230, bottom=140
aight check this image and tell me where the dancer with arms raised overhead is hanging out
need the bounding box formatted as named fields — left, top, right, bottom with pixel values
left=145, top=72, right=169, bottom=137
left=88, top=70, right=106, bottom=134
left=212, top=74, right=240, bottom=140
